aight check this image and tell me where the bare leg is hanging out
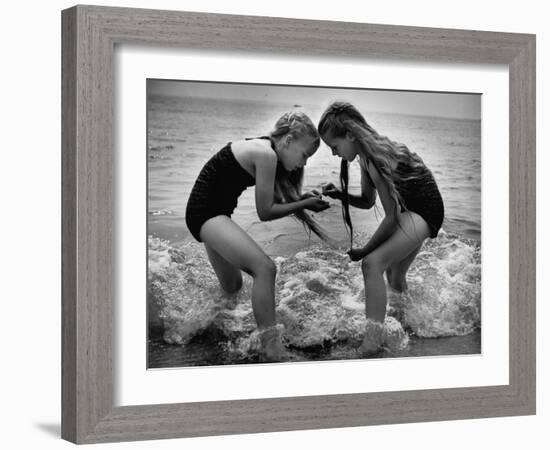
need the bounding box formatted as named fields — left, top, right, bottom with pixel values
left=358, top=212, right=429, bottom=356
left=200, top=216, right=277, bottom=329
left=204, top=244, right=243, bottom=295
left=200, top=216, right=285, bottom=361
left=362, top=212, right=430, bottom=322
left=385, top=244, right=422, bottom=293
left=362, top=260, right=389, bottom=323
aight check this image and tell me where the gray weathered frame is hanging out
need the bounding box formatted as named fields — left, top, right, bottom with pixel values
left=62, top=4, right=536, bottom=444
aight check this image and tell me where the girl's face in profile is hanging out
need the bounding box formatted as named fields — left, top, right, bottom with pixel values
left=322, top=131, right=359, bottom=162
left=279, top=135, right=318, bottom=171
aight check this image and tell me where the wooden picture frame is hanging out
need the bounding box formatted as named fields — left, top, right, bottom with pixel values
left=61, top=5, right=536, bottom=444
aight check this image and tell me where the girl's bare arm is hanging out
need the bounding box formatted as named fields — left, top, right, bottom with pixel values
left=254, top=149, right=329, bottom=221
left=322, top=161, right=376, bottom=209
left=349, top=161, right=398, bottom=260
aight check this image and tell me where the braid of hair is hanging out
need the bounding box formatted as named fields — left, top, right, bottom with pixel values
left=339, top=159, right=354, bottom=249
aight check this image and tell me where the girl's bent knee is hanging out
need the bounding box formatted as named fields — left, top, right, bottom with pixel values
left=223, top=276, right=243, bottom=294
left=254, top=258, right=277, bottom=279
left=361, top=255, right=385, bottom=275
left=388, top=276, right=406, bottom=293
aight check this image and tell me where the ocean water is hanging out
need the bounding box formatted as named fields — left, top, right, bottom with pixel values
left=147, top=94, right=482, bottom=367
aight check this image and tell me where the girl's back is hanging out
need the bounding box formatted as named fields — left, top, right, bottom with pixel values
left=230, top=137, right=276, bottom=178
left=358, top=142, right=444, bottom=239
left=185, top=140, right=258, bottom=242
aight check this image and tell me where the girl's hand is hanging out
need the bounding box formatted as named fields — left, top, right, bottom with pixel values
left=300, top=189, right=322, bottom=200
left=321, top=182, right=342, bottom=200
left=303, top=197, right=330, bottom=213
left=347, top=247, right=367, bottom=261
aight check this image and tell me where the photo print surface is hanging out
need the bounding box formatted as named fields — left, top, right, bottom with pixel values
left=147, top=79, right=481, bottom=368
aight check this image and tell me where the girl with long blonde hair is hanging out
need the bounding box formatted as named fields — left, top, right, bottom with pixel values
left=186, top=111, right=331, bottom=361
left=318, top=101, right=444, bottom=355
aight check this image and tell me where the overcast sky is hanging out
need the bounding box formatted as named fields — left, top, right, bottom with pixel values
left=148, top=79, right=480, bottom=120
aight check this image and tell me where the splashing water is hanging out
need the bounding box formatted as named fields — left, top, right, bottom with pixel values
left=401, top=232, right=481, bottom=337
left=148, top=230, right=480, bottom=366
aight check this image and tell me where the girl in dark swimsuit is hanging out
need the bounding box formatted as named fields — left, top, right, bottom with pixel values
left=318, top=102, right=444, bottom=356
left=185, top=112, right=331, bottom=361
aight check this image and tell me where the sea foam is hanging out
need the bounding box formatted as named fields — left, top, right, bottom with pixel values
left=148, top=230, right=480, bottom=359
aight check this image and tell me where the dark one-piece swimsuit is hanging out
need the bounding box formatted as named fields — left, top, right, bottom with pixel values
left=185, top=137, right=272, bottom=242
left=393, top=160, right=445, bottom=238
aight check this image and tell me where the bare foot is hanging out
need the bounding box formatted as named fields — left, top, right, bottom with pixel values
left=259, top=325, right=288, bottom=362
left=358, top=319, right=385, bottom=357
left=358, top=335, right=383, bottom=357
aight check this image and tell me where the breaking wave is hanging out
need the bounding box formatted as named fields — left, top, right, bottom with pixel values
left=148, top=229, right=480, bottom=364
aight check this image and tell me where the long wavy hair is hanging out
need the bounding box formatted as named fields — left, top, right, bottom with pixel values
left=269, top=111, right=336, bottom=246
left=318, top=101, right=429, bottom=247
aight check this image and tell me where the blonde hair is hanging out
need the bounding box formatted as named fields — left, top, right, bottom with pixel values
left=270, top=111, right=320, bottom=144
left=318, top=102, right=428, bottom=247
left=268, top=112, right=335, bottom=245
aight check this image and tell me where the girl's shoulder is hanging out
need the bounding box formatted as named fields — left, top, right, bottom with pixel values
left=243, top=138, right=275, bottom=157
left=233, top=137, right=272, bottom=152
left=358, top=155, right=398, bottom=173
left=231, top=138, right=277, bottom=166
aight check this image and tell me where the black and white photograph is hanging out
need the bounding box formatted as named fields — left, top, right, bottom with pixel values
left=147, top=79, right=482, bottom=368
left=3, top=0, right=545, bottom=447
